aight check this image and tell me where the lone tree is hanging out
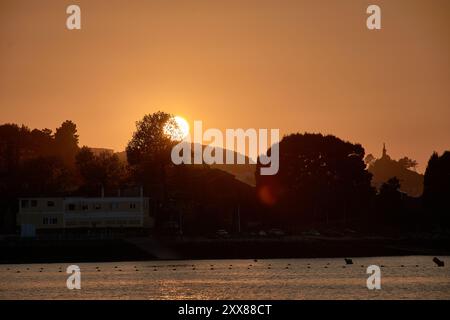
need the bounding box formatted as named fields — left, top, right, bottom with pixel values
left=54, top=120, right=79, bottom=166
left=126, top=111, right=178, bottom=196
left=256, top=133, right=374, bottom=230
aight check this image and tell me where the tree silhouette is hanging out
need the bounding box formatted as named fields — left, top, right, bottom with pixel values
left=76, top=147, right=126, bottom=195
left=398, top=157, right=418, bottom=170
left=376, top=177, right=404, bottom=228
left=424, top=151, right=450, bottom=228
left=29, top=128, right=54, bottom=157
left=126, top=111, right=178, bottom=198
left=20, top=156, right=74, bottom=196
left=0, top=124, right=30, bottom=232
left=54, top=120, right=79, bottom=166
left=0, top=124, right=78, bottom=231
left=380, top=177, right=401, bottom=193
left=256, top=133, right=374, bottom=231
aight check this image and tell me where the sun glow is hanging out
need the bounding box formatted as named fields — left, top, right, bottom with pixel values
left=164, top=116, right=190, bottom=141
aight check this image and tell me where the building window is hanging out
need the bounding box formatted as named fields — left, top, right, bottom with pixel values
left=31, top=200, right=38, bottom=207
left=82, top=204, right=89, bottom=211
left=130, top=203, right=137, bottom=209
left=68, top=204, right=76, bottom=211
left=47, top=201, right=55, bottom=207
left=43, top=217, right=57, bottom=225
left=21, top=200, right=29, bottom=208
left=94, top=204, right=101, bottom=210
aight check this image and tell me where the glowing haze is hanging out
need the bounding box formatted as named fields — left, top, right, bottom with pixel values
left=0, top=0, right=449, bottom=171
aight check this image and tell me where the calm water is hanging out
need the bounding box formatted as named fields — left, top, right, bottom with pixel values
left=0, top=256, right=449, bottom=299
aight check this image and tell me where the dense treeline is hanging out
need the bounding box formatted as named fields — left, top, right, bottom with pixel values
left=1, top=112, right=449, bottom=235
left=0, top=114, right=252, bottom=234
left=256, top=133, right=449, bottom=235
left=256, top=133, right=373, bottom=231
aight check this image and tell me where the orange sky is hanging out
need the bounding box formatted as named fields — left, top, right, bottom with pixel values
left=1, top=0, right=449, bottom=172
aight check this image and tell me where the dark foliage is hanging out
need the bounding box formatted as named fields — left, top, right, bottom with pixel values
left=256, top=133, right=374, bottom=231
left=424, top=151, right=450, bottom=228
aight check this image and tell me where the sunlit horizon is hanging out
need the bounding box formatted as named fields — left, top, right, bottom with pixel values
left=1, top=0, right=449, bottom=172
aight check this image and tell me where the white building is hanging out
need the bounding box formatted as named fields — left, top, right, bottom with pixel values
left=18, top=196, right=154, bottom=236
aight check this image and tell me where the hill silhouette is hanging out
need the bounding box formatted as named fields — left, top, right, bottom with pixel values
left=115, top=143, right=257, bottom=186
left=366, top=144, right=423, bottom=197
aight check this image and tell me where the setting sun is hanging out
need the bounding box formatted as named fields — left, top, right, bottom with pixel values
left=164, top=116, right=190, bottom=141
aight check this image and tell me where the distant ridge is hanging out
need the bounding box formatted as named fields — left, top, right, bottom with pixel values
left=115, top=143, right=256, bottom=186
left=88, top=147, right=114, bottom=156
left=367, top=144, right=424, bottom=197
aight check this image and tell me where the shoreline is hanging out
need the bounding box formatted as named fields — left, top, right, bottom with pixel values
left=1, top=237, right=449, bottom=264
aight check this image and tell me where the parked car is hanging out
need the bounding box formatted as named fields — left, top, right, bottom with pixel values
left=215, top=229, right=229, bottom=238
left=302, top=229, right=321, bottom=237
left=269, top=228, right=285, bottom=237
left=258, top=230, right=267, bottom=237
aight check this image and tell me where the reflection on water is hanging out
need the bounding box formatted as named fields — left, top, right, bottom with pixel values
left=0, top=256, right=449, bottom=299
